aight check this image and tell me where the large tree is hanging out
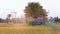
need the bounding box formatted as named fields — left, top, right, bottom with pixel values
left=24, top=2, right=48, bottom=25
left=24, top=2, right=47, bottom=18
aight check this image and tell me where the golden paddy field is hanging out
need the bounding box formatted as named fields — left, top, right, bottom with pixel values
left=0, top=24, right=60, bottom=34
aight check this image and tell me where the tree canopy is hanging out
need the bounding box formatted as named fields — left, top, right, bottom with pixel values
left=24, top=2, right=48, bottom=18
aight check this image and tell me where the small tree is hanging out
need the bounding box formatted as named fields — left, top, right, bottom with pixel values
left=6, top=14, right=11, bottom=22
left=54, top=17, right=59, bottom=22
left=0, top=18, right=2, bottom=22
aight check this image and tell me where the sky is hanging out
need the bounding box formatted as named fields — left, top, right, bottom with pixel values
left=0, top=0, right=60, bottom=19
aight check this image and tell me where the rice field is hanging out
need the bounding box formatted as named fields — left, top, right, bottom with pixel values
left=0, top=23, right=60, bottom=34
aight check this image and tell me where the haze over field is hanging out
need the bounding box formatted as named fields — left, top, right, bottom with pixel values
left=0, top=0, right=60, bottom=19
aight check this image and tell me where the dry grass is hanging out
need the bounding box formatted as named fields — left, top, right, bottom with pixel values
left=0, top=24, right=60, bottom=34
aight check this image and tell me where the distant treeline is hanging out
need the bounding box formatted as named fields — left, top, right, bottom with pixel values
left=0, top=18, right=11, bottom=23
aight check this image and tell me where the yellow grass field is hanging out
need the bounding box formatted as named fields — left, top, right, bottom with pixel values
left=0, top=24, right=60, bottom=34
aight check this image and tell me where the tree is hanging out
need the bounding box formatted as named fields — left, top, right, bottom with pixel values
left=6, top=14, right=11, bottom=22
left=54, top=17, right=60, bottom=23
left=24, top=2, right=47, bottom=17
left=24, top=2, right=48, bottom=25
left=54, top=17, right=59, bottom=22
left=0, top=18, right=2, bottom=22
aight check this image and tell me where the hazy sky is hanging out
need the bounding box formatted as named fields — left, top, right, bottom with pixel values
left=0, top=0, right=60, bottom=19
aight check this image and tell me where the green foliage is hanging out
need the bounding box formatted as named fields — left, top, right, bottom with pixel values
left=24, top=2, right=47, bottom=17
left=53, top=17, right=60, bottom=23
left=24, top=2, right=48, bottom=25
left=0, top=18, right=2, bottom=22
